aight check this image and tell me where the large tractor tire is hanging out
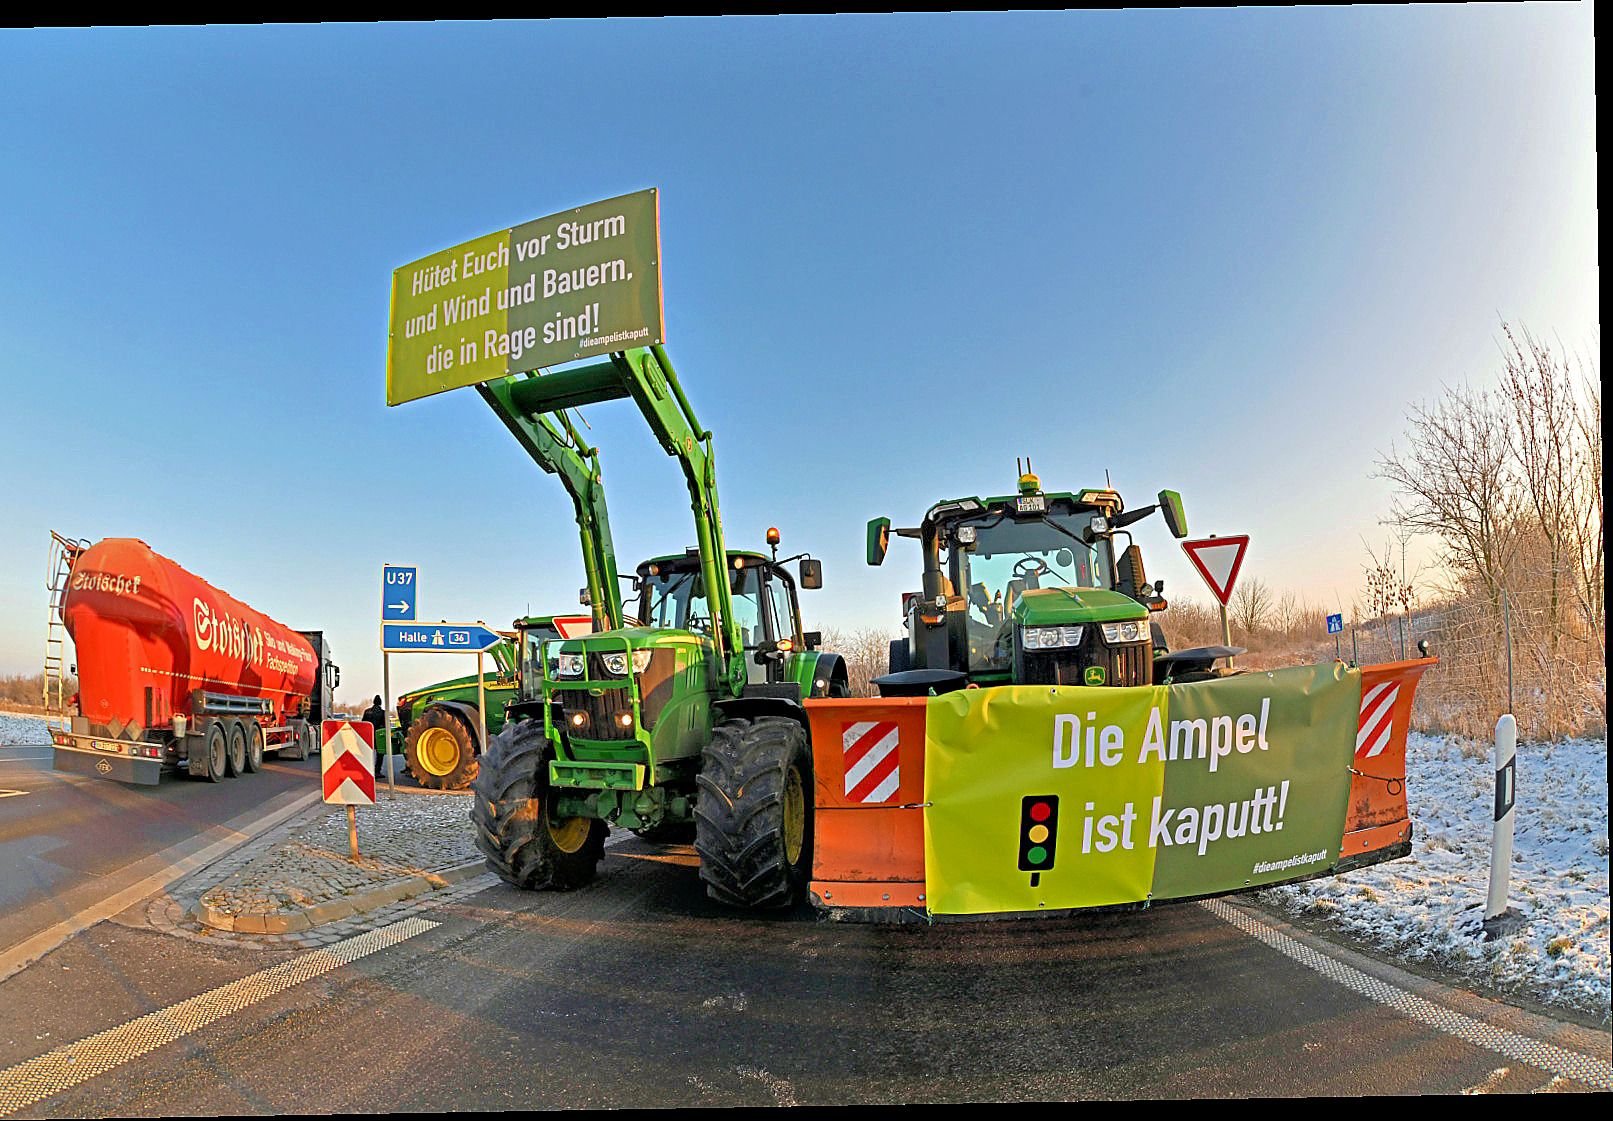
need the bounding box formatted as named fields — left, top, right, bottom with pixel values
left=888, top=639, right=911, bottom=674
left=694, top=716, right=813, bottom=910
left=405, top=706, right=480, bottom=790
left=469, top=719, right=605, bottom=890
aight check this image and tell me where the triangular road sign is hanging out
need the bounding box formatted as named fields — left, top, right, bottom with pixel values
left=1181, top=535, right=1250, bottom=606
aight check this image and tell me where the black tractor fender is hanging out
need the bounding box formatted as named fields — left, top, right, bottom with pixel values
left=804, top=652, right=850, bottom=698
left=713, top=683, right=809, bottom=732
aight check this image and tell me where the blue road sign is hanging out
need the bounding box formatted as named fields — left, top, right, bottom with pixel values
left=382, top=566, right=418, bottom=621
left=382, top=623, right=502, bottom=653
left=1326, top=613, right=1344, bottom=635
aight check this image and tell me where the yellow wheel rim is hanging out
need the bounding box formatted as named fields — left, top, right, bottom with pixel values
left=783, top=765, right=806, bottom=865
left=547, top=812, right=592, bottom=854
left=417, top=727, right=461, bottom=776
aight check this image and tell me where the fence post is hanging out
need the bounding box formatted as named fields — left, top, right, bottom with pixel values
left=1480, top=712, right=1523, bottom=940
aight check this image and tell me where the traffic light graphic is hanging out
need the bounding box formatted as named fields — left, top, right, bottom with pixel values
left=1018, top=794, right=1059, bottom=883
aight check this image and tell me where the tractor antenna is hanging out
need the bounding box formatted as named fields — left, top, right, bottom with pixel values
left=1105, top=467, right=1112, bottom=488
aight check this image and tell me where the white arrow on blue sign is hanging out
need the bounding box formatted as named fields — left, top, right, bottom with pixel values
left=382, top=566, right=418, bottom=621
left=1326, top=613, right=1344, bottom=635
left=382, top=623, right=502, bottom=653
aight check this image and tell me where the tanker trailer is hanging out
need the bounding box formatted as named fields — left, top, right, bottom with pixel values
left=45, top=536, right=341, bottom=785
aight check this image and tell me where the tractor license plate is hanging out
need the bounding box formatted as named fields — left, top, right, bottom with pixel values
left=1015, top=496, right=1046, bottom=514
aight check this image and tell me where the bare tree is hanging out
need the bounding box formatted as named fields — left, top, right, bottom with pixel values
left=821, top=627, right=894, bottom=697
left=1229, top=577, right=1272, bottom=639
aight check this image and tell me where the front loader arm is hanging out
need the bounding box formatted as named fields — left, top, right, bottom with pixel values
left=477, top=378, right=624, bottom=632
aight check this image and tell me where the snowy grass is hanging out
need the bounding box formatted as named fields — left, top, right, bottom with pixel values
left=0, top=710, right=51, bottom=746
left=1259, top=732, right=1610, bottom=1023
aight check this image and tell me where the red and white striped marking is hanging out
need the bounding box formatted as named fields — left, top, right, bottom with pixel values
left=1356, top=680, right=1401, bottom=759
left=842, top=720, right=900, bottom=803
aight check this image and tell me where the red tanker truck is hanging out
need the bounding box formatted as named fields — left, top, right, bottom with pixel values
left=46, top=536, right=341, bottom=786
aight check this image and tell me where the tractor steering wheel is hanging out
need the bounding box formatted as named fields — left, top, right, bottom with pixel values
left=1012, top=556, right=1052, bottom=580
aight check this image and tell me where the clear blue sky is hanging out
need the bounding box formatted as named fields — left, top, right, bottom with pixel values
left=0, top=10, right=1597, bottom=702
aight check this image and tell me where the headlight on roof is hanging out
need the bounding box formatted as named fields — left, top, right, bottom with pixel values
left=1100, top=620, right=1149, bottom=644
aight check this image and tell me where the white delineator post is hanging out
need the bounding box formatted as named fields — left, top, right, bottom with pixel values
left=1484, top=713, right=1518, bottom=923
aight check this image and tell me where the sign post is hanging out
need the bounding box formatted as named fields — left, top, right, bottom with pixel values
left=321, top=719, right=377, bottom=861
left=380, top=565, right=417, bottom=797
left=1181, top=535, right=1251, bottom=666
left=1326, top=612, right=1344, bottom=661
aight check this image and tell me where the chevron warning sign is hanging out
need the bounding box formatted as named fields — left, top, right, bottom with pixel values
left=321, top=719, right=377, bottom=805
left=1356, top=679, right=1401, bottom=759
left=842, top=720, right=901, bottom=803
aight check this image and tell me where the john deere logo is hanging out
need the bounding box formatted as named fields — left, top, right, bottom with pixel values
left=1083, top=665, right=1106, bottom=686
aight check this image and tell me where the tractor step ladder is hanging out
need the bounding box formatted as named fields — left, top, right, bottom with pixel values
left=43, top=531, right=85, bottom=731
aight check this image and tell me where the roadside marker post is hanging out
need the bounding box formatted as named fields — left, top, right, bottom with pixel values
left=1327, top=612, right=1343, bottom=661
left=1482, top=713, right=1524, bottom=940
left=1181, top=535, right=1250, bottom=667
left=321, top=719, right=377, bottom=861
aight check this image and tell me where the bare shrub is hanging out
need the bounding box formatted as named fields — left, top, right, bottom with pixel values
left=821, top=626, right=894, bottom=697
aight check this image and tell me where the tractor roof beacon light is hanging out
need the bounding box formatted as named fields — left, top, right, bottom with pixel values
left=767, top=526, right=781, bottom=561
left=1017, top=457, right=1041, bottom=495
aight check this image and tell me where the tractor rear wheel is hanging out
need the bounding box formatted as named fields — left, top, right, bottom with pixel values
left=888, top=639, right=911, bottom=674
left=405, top=707, right=480, bottom=790
left=695, top=716, right=813, bottom=910
left=470, top=719, right=604, bottom=890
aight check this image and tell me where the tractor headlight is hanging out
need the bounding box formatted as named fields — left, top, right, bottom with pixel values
left=1100, top=619, right=1149, bottom=644
left=602, top=650, right=654, bottom=676
left=1022, top=625, right=1083, bottom=649
left=556, top=653, right=586, bottom=677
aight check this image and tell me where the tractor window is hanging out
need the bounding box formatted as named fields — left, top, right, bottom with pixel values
left=765, top=572, right=798, bottom=646
left=637, top=564, right=765, bottom=644
left=944, top=511, right=1114, bottom=673
left=728, top=566, right=763, bottom=650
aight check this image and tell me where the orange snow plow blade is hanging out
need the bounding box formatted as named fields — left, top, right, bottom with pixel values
left=805, top=657, right=1436, bottom=920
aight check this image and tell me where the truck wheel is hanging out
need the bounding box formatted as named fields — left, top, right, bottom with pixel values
left=244, top=722, right=265, bottom=773
left=225, top=719, right=247, bottom=777
left=405, top=707, right=480, bottom=790
left=202, top=721, right=227, bottom=783
left=470, top=719, right=604, bottom=890
left=695, top=716, right=813, bottom=910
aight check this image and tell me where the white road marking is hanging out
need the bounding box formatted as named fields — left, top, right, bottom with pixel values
left=0, top=917, right=437, bottom=1116
left=1460, top=1067, right=1511, bottom=1094
left=0, top=789, right=321, bottom=985
left=0, top=789, right=28, bottom=799
left=1201, top=899, right=1612, bottom=1090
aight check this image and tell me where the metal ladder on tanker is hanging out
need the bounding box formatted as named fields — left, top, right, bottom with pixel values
left=42, top=531, right=85, bottom=732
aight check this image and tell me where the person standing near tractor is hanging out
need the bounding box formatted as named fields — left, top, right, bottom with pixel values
left=361, top=695, right=387, bottom=755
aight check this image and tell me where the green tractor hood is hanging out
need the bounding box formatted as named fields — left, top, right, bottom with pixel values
left=1011, top=586, right=1148, bottom=627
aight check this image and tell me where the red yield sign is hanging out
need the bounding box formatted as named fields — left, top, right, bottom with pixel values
left=321, top=719, right=376, bottom=805
left=1181, top=535, right=1250, bottom=606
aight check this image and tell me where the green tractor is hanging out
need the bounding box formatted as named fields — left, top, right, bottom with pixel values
left=394, top=615, right=590, bottom=790
left=867, top=462, right=1240, bottom=693
left=447, top=347, right=848, bottom=908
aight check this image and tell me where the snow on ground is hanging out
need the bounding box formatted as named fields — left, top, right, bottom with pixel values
left=4, top=704, right=1607, bottom=1021
left=0, top=710, right=49, bottom=746
left=1260, top=731, right=1611, bottom=1023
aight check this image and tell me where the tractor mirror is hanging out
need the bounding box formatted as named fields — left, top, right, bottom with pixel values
left=578, top=586, right=593, bottom=606
left=866, top=517, right=890, bottom=566
left=1158, top=490, right=1188, bottom=539
left=803, top=630, right=822, bottom=650
left=799, top=558, right=823, bottom=589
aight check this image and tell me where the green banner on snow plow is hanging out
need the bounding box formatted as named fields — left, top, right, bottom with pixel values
left=922, top=664, right=1360, bottom=915
left=386, top=189, right=664, bottom=406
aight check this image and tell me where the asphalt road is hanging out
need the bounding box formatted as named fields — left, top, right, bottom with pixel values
left=2, top=835, right=1603, bottom=1111
left=0, top=745, right=318, bottom=961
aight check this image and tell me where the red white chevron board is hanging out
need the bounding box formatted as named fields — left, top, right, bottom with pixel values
left=842, top=720, right=901, bottom=804
left=1356, top=679, right=1401, bottom=759
left=321, top=719, right=376, bottom=805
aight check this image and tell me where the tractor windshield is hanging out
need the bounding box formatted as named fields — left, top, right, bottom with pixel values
left=944, top=511, right=1113, bottom=672
left=636, top=563, right=763, bottom=642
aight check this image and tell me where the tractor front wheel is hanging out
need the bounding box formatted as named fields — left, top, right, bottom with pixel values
left=695, top=716, right=813, bottom=910
left=405, top=707, right=480, bottom=790
left=470, top=719, right=604, bottom=890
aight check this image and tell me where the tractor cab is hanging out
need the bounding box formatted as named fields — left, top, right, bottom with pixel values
left=869, top=464, right=1189, bottom=690
left=634, top=544, right=823, bottom=686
